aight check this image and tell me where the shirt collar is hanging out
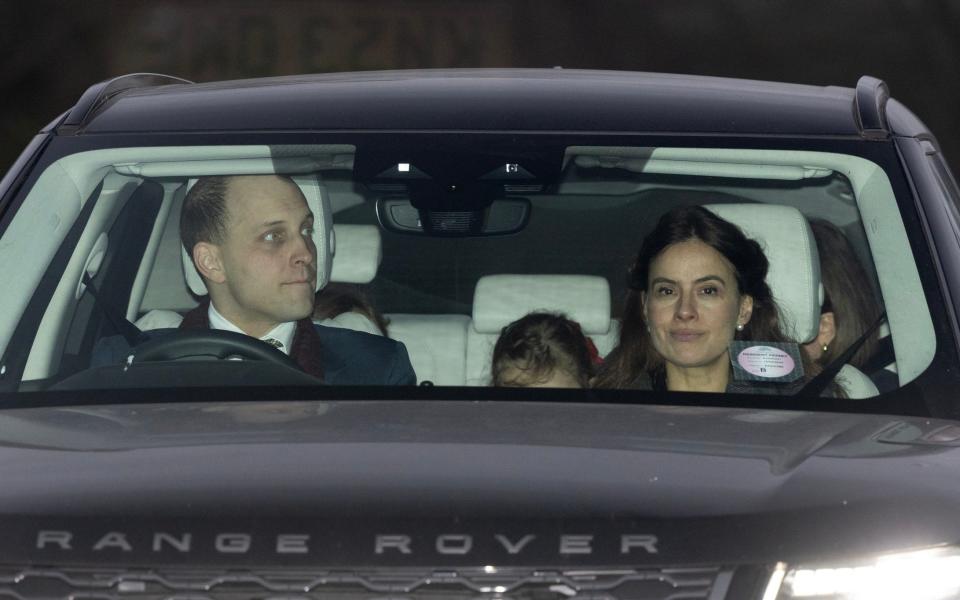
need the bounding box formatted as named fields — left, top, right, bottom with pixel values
left=207, top=303, right=296, bottom=355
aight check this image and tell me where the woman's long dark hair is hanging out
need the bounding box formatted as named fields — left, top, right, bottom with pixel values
left=809, top=219, right=883, bottom=368
left=594, top=205, right=810, bottom=389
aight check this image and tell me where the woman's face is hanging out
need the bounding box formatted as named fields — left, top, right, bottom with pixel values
left=642, top=239, right=753, bottom=371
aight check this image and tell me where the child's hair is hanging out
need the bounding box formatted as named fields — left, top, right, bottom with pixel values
left=313, top=282, right=390, bottom=336
left=491, top=312, right=597, bottom=387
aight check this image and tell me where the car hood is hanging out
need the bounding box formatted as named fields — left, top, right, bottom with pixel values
left=0, top=399, right=958, bottom=566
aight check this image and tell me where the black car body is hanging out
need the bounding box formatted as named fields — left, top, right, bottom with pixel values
left=1, top=69, right=960, bottom=600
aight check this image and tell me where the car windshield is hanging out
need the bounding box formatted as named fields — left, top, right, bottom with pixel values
left=0, top=133, right=950, bottom=413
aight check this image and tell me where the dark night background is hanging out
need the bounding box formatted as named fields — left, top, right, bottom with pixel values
left=3, top=0, right=959, bottom=173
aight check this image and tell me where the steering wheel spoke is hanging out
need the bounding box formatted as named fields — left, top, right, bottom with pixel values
left=133, top=330, right=302, bottom=370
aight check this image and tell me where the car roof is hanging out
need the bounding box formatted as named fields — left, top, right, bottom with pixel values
left=57, top=69, right=928, bottom=139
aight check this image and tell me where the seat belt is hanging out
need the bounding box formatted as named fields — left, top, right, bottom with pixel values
left=862, top=335, right=895, bottom=374
left=795, top=311, right=887, bottom=397
left=82, top=273, right=144, bottom=347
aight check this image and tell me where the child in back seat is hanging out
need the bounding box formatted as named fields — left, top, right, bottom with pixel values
left=313, top=282, right=390, bottom=337
left=491, top=312, right=601, bottom=388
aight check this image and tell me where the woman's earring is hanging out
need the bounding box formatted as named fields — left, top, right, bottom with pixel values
left=736, top=323, right=744, bottom=331
left=822, top=344, right=829, bottom=353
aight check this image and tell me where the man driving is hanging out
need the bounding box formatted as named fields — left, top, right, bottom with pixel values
left=95, top=174, right=416, bottom=385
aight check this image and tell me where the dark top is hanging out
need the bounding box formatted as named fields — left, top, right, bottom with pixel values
left=626, top=368, right=810, bottom=396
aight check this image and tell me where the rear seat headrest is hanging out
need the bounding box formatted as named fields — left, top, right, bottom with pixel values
left=330, top=224, right=381, bottom=284
left=706, top=204, right=822, bottom=343
left=472, top=274, right=611, bottom=334
left=181, top=175, right=335, bottom=296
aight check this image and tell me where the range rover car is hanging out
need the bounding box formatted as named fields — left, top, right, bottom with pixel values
left=1, top=69, right=960, bottom=600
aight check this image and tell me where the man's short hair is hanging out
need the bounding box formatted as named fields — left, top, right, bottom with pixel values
left=180, top=176, right=231, bottom=255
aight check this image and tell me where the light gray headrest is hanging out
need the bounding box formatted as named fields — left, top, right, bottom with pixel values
left=330, top=224, right=381, bottom=284
left=706, top=204, right=822, bottom=343
left=472, top=274, right=611, bottom=334
left=181, top=175, right=335, bottom=296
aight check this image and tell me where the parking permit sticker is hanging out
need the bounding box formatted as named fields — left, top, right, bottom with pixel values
left=729, top=341, right=804, bottom=383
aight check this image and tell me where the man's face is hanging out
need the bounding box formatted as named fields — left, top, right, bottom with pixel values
left=200, top=176, right=317, bottom=337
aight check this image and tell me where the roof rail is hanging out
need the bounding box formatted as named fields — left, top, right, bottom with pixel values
left=58, top=73, right=194, bottom=134
left=854, top=75, right=890, bottom=141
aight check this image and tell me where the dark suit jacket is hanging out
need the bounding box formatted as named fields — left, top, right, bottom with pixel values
left=92, top=324, right=417, bottom=386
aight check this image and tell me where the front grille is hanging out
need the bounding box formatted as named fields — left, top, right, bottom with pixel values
left=0, top=565, right=730, bottom=600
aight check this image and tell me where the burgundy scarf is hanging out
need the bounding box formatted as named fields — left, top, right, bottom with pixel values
left=179, top=299, right=324, bottom=380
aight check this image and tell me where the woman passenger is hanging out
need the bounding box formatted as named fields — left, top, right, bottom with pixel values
left=804, top=219, right=895, bottom=392
left=594, top=205, right=820, bottom=394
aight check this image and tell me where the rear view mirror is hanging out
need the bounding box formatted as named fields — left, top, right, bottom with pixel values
left=377, top=198, right=531, bottom=236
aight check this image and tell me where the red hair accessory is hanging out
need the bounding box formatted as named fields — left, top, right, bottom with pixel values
left=585, top=336, right=603, bottom=365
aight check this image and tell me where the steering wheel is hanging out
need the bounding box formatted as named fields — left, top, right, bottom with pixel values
left=132, top=329, right=302, bottom=370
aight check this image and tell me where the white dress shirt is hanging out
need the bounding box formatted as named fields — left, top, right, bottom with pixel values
left=208, top=303, right=296, bottom=356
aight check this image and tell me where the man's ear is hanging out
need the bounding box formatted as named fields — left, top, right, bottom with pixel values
left=193, top=242, right=226, bottom=284
left=817, top=311, right=837, bottom=347
left=738, top=294, right=754, bottom=327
